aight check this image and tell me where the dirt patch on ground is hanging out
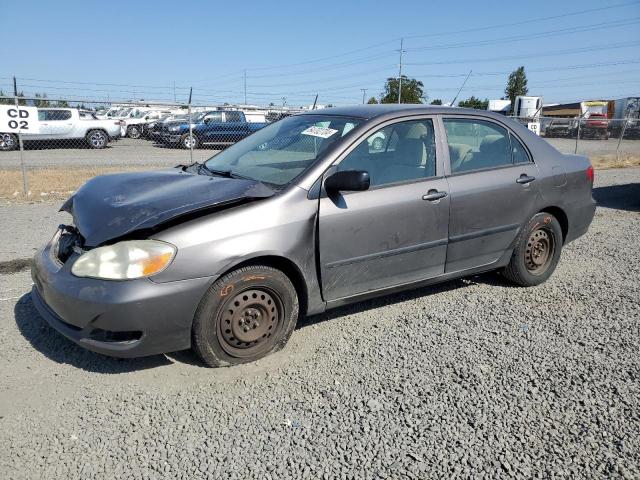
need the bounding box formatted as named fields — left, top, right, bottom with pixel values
left=0, top=258, right=32, bottom=275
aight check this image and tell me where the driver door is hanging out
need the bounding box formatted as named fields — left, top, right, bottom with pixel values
left=318, top=118, right=450, bottom=301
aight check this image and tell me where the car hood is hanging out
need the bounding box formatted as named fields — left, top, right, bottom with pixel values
left=60, top=168, right=274, bottom=246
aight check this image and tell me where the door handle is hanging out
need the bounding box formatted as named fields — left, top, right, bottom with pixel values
left=422, top=189, right=448, bottom=201
left=516, top=174, right=536, bottom=185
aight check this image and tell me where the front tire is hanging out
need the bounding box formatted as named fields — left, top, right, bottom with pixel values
left=0, top=133, right=18, bottom=151
left=127, top=125, right=142, bottom=139
left=502, top=213, right=563, bottom=287
left=180, top=132, right=198, bottom=149
left=192, top=265, right=299, bottom=367
left=86, top=130, right=108, bottom=149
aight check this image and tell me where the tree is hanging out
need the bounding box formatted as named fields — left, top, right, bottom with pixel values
left=430, top=99, right=443, bottom=105
left=367, top=97, right=379, bottom=104
left=380, top=76, right=424, bottom=104
left=0, top=90, right=26, bottom=105
left=33, top=93, right=50, bottom=107
left=458, top=96, right=489, bottom=110
left=505, top=66, right=528, bottom=107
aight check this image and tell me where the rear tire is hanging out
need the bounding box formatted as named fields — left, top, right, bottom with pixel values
left=86, top=130, right=108, bottom=149
left=192, top=265, right=299, bottom=367
left=126, top=125, right=142, bottom=139
left=502, top=212, right=563, bottom=287
left=0, top=133, right=18, bottom=151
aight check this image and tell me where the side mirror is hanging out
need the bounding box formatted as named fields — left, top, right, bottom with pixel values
left=325, top=170, right=370, bottom=193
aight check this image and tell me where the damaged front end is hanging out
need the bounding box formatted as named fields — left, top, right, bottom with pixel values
left=60, top=167, right=275, bottom=247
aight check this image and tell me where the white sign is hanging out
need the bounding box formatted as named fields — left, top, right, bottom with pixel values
left=0, top=105, right=40, bottom=134
left=527, top=121, right=540, bottom=136
left=301, top=126, right=338, bottom=138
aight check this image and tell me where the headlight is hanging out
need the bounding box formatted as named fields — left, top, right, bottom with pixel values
left=168, top=125, right=181, bottom=132
left=71, top=240, right=176, bottom=280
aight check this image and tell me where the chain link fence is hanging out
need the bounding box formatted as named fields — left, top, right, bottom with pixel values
left=511, top=115, right=640, bottom=167
left=1, top=96, right=639, bottom=199
left=0, top=96, right=299, bottom=198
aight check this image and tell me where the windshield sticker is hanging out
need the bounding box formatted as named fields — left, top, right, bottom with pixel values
left=301, top=126, right=339, bottom=138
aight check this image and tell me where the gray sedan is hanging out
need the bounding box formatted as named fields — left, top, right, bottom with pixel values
left=31, top=105, right=596, bottom=367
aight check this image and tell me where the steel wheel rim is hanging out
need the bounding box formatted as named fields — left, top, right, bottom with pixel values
left=524, top=226, right=555, bottom=275
left=90, top=132, right=106, bottom=147
left=129, top=126, right=140, bottom=138
left=217, top=288, right=283, bottom=358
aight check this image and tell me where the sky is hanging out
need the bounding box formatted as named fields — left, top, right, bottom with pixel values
left=1, top=0, right=639, bottom=107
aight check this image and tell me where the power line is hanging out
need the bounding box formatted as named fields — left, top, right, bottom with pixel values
left=403, top=0, right=640, bottom=39
left=405, top=17, right=640, bottom=52
left=404, top=41, right=640, bottom=66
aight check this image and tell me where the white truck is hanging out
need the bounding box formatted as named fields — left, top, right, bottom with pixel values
left=0, top=106, right=122, bottom=151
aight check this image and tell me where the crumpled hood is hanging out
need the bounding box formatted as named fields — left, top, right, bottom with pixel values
left=61, top=169, right=274, bottom=246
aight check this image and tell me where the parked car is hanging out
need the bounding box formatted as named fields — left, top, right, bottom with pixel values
left=158, top=110, right=267, bottom=149
left=146, top=113, right=188, bottom=140
left=122, top=109, right=173, bottom=139
left=0, top=108, right=122, bottom=151
left=31, top=105, right=596, bottom=367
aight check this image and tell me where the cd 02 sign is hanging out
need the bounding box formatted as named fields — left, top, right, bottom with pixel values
left=0, top=106, right=40, bottom=134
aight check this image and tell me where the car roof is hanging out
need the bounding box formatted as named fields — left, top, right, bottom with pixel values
left=301, top=104, right=503, bottom=120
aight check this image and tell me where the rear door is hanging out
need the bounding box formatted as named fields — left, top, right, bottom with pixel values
left=46, top=110, right=75, bottom=137
left=442, top=117, right=541, bottom=273
left=318, top=117, right=450, bottom=301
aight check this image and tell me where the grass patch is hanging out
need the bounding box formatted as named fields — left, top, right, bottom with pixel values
left=0, top=154, right=638, bottom=201
left=0, top=166, right=148, bottom=201
left=590, top=153, right=640, bottom=170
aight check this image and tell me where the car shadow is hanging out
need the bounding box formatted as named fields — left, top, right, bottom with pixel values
left=21, top=140, right=114, bottom=151
left=592, top=183, right=640, bottom=212
left=15, top=272, right=509, bottom=373
left=297, top=272, right=509, bottom=329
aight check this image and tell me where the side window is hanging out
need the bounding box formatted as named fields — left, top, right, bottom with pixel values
left=38, top=110, right=46, bottom=121
left=48, top=110, right=72, bottom=121
left=204, top=112, right=223, bottom=123
left=225, top=111, right=242, bottom=122
left=337, top=119, right=436, bottom=187
left=443, top=119, right=512, bottom=173
left=510, top=134, right=530, bottom=164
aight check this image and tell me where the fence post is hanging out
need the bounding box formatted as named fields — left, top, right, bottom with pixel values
left=574, top=116, right=581, bottom=155
left=616, top=118, right=629, bottom=163
left=187, top=87, right=193, bottom=164
left=12, top=92, right=29, bottom=195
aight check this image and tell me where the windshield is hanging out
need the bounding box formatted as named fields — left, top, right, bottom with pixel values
left=204, top=115, right=362, bottom=187
left=130, top=109, right=150, bottom=119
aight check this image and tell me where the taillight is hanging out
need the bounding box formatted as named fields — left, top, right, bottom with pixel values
left=586, top=165, right=594, bottom=184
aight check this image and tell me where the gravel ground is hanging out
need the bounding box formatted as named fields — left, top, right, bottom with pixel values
left=0, top=137, right=638, bottom=168
left=0, top=168, right=638, bottom=479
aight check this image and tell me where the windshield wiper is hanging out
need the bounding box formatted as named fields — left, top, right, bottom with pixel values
left=203, top=165, right=253, bottom=181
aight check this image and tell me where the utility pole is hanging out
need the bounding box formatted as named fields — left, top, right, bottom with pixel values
left=281, top=96, right=286, bottom=107
left=244, top=70, right=247, bottom=106
left=361, top=88, right=367, bottom=104
left=397, top=38, right=404, bottom=104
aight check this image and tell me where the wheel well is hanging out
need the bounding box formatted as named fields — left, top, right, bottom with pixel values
left=540, top=206, right=568, bottom=243
left=226, top=256, right=308, bottom=317
left=86, top=128, right=107, bottom=136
